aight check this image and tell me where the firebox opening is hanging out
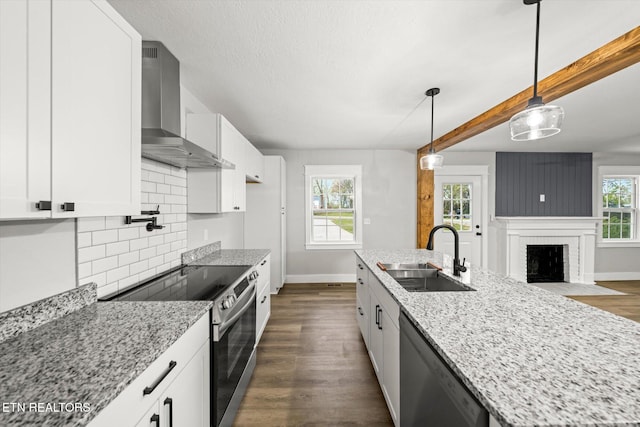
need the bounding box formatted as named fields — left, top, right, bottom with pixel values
left=527, top=245, right=564, bottom=283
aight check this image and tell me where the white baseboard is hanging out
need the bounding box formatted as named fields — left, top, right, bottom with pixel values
left=285, top=274, right=357, bottom=284
left=594, top=272, right=640, bottom=281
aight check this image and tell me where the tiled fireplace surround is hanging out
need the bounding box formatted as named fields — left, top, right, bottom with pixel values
left=493, top=217, right=598, bottom=285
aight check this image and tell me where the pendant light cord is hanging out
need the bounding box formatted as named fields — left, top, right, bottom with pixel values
left=532, top=1, right=540, bottom=99
left=429, top=93, right=435, bottom=154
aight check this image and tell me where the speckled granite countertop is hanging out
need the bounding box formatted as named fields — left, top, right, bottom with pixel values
left=0, top=300, right=212, bottom=426
left=355, top=249, right=640, bottom=427
left=189, top=249, right=270, bottom=267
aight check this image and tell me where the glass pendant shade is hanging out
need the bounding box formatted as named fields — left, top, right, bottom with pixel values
left=420, top=152, right=443, bottom=170
left=509, top=103, right=564, bottom=141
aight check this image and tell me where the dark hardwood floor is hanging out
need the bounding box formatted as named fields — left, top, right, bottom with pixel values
left=569, top=280, right=640, bottom=322
left=234, top=283, right=393, bottom=426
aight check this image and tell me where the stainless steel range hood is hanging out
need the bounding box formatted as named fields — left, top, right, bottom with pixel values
left=141, top=41, right=234, bottom=169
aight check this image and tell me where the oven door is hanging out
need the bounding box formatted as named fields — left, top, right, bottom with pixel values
left=212, top=281, right=256, bottom=427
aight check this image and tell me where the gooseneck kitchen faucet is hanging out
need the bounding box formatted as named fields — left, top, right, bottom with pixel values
left=426, top=225, right=467, bottom=276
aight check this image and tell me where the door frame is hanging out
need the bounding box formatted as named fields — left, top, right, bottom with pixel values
left=435, top=165, right=489, bottom=269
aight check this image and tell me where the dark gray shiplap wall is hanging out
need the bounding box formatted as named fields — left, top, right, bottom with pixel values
left=495, top=152, right=592, bottom=216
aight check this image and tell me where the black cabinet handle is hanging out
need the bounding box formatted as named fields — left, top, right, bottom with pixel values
left=476, top=232, right=482, bottom=236
left=35, top=200, right=51, bottom=211
left=358, top=306, right=363, bottom=316
left=150, top=414, right=160, bottom=427
left=164, top=397, right=173, bottom=427
left=358, top=263, right=363, bottom=270
left=375, top=304, right=380, bottom=326
left=377, top=307, right=383, bottom=330
left=60, top=202, right=75, bottom=212
left=261, top=295, right=267, bottom=304
left=143, top=360, right=177, bottom=395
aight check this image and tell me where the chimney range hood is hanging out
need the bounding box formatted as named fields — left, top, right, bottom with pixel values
left=141, top=41, right=234, bottom=169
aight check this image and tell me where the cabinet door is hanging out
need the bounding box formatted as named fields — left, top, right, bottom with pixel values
left=51, top=0, right=141, bottom=217
left=0, top=0, right=51, bottom=219
left=368, top=292, right=384, bottom=382
left=356, top=295, right=369, bottom=349
left=160, top=342, right=210, bottom=427
left=382, top=309, right=400, bottom=426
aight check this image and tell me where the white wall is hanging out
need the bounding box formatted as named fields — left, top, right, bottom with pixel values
left=262, top=149, right=416, bottom=282
left=592, top=152, right=640, bottom=280
left=0, top=220, right=76, bottom=312
left=181, top=86, right=245, bottom=251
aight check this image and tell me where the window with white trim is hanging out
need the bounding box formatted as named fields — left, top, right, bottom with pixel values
left=598, top=166, right=640, bottom=246
left=305, top=165, right=363, bottom=250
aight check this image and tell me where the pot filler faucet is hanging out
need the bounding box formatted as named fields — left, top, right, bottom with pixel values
left=426, top=225, right=467, bottom=277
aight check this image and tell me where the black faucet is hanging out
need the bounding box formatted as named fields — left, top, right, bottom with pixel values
left=426, top=224, right=467, bottom=277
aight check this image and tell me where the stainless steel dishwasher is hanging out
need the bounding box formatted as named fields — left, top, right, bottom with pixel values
left=400, top=312, right=489, bottom=427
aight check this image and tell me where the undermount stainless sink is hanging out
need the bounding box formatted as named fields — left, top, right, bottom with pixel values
left=381, top=263, right=436, bottom=271
left=384, top=266, right=474, bottom=292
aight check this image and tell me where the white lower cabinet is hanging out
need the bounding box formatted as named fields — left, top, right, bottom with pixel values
left=89, top=314, right=210, bottom=427
left=356, top=257, right=400, bottom=426
left=256, top=254, right=271, bottom=344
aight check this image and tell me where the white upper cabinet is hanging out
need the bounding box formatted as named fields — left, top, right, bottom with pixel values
left=0, top=0, right=51, bottom=219
left=187, top=113, right=249, bottom=213
left=0, top=0, right=141, bottom=219
left=245, top=141, right=264, bottom=183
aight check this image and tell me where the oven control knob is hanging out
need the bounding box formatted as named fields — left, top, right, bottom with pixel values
left=221, top=296, right=235, bottom=310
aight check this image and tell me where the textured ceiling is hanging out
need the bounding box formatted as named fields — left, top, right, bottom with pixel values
left=108, top=0, right=640, bottom=153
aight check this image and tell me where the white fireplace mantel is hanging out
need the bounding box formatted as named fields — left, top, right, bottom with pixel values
left=492, top=217, right=598, bottom=284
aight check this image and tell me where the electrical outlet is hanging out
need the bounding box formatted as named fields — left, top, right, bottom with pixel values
left=364, top=218, right=371, bottom=225
left=540, top=194, right=545, bottom=202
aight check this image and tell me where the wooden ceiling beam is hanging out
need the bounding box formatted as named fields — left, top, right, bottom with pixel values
left=417, top=25, right=640, bottom=156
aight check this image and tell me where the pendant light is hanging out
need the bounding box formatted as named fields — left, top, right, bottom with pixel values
left=419, top=88, right=443, bottom=170
left=509, top=0, right=564, bottom=141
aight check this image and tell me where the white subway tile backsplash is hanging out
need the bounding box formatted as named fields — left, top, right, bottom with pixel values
left=147, top=171, right=165, bottom=183
left=139, top=247, right=157, bottom=260
left=78, top=262, right=92, bottom=278
left=130, top=237, right=149, bottom=251
left=118, top=228, right=139, bottom=241
left=77, top=232, right=92, bottom=248
left=156, top=183, right=171, bottom=194
left=77, top=158, right=187, bottom=296
left=78, top=245, right=106, bottom=263
left=148, top=255, right=164, bottom=268
left=130, top=260, right=149, bottom=275
left=118, top=251, right=139, bottom=266
left=92, top=229, right=118, bottom=245
left=148, top=235, right=164, bottom=247
left=106, top=241, right=129, bottom=256
left=139, top=268, right=157, bottom=281
left=92, top=256, right=118, bottom=274
left=107, top=266, right=130, bottom=283
left=105, top=216, right=126, bottom=229
left=156, top=243, right=171, bottom=256
left=164, top=175, right=186, bottom=187
left=77, top=217, right=105, bottom=232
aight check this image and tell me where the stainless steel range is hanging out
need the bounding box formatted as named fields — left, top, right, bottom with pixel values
left=101, top=264, right=258, bottom=427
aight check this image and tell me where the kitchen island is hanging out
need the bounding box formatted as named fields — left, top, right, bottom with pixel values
left=356, top=249, right=640, bottom=427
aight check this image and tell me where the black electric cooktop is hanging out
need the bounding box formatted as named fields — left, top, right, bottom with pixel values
left=101, top=265, right=251, bottom=302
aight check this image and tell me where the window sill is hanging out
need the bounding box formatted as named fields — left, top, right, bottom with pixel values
left=305, top=242, right=363, bottom=250
left=597, top=240, right=640, bottom=248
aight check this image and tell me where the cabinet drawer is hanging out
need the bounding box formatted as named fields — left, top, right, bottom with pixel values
left=256, top=254, right=271, bottom=295
left=368, top=272, right=400, bottom=330
left=89, top=313, right=210, bottom=426
left=356, top=294, right=369, bottom=349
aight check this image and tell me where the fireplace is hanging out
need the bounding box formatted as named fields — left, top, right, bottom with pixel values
left=492, top=217, right=597, bottom=285
left=526, top=245, right=565, bottom=283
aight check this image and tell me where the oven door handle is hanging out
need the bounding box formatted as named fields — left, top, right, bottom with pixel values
left=217, top=284, right=257, bottom=338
